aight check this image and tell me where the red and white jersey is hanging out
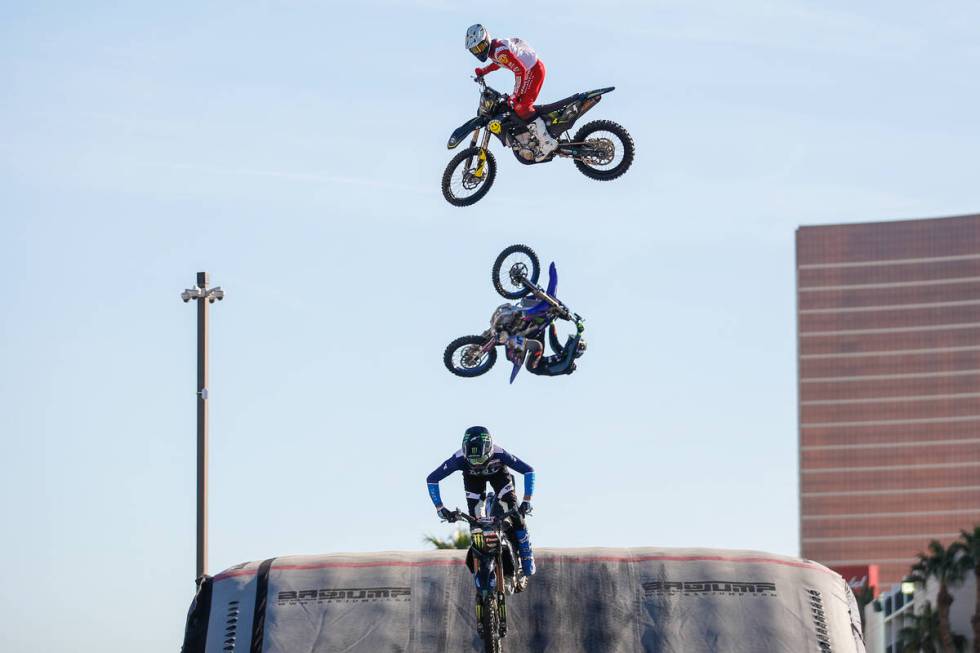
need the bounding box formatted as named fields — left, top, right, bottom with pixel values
left=489, top=37, right=538, bottom=72
left=474, top=36, right=546, bottom=118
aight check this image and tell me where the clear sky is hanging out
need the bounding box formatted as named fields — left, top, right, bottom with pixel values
left=2, top=1, right=979, bottom=650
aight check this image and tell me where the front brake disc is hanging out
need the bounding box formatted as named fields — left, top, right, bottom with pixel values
left=509, top=262, right=528, bottom=285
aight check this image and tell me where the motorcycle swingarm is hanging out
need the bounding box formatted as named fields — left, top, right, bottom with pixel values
left=556, top=141, right=606, bottom=160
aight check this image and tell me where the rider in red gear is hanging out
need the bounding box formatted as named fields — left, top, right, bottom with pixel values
left=466, top=24, right=559, bottom=156
left=474, top=39, right=544, bottom=120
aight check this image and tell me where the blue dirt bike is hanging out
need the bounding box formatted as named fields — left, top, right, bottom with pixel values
left=446, top=494, right=530, bottom=653
left=444, top=244, right=586, bottom=384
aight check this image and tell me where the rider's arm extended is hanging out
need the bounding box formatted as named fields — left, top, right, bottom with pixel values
left=499, top=448, right=535, bottom=502
left=426, top=453, right=464, bottom=509
left=475, top=62, right=500, bottom=76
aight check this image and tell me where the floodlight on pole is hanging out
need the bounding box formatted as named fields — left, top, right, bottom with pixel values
left=181, top=272, right=225, bottom=581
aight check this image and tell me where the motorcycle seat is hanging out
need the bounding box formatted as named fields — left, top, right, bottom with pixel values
left=531, top=87, right=615, bottom=118
left=530, top=94, right=583, bottom=118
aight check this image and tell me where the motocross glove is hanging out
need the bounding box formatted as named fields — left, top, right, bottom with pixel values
left=474, top=68, right=486, bottom=78
left=519, top=501, right=533, bottom=516
left=437, top=507, right=457, bottom=522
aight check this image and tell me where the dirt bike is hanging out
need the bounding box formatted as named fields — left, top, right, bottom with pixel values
left=446, top=497, right=530, bottom=653
left=444, top=244, right=585, bottom=383
left=441, top=76, right=635, bottom=206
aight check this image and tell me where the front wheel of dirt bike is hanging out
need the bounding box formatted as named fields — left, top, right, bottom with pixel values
left=442, top=146, right=497, bottom=207
left=573, top=120, right=635, bottom=181
left=481, top=595, right=501, bottom=653
left=492, top=244, right=541, bottom=299
left=444, top=336, right=497, bottom=377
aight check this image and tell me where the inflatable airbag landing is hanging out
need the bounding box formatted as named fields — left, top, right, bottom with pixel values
left=180, top=547, right=866, bottom=653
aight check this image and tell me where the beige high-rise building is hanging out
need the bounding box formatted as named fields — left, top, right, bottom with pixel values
left=797, top=214, right=980, bottom=586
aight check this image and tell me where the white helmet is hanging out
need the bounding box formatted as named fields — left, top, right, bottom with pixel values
left=466, top=24, right=491, bottom=62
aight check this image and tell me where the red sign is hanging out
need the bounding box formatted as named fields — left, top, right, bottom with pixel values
left=831, top=565, right=879, bottom=597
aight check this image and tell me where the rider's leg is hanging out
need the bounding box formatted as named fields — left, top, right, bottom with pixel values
left=488, top=470, right=518, bottom=512
left=514, top=528, right=535, bottom=576
left=463, top=475, right=488, bottom=518
left=490, top=471, right=536, bottom=576
left=528, top=117, right=558, bottom=154
left=526, top=338, right=543, bottom=368
left=513, top=61, right=557, bottom=155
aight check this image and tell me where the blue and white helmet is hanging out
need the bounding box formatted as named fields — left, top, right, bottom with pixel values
left=466, top=24, right=491, bottom=62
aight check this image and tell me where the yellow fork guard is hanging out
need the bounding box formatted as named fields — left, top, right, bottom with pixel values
left=472, top=149, right=488, bottom=178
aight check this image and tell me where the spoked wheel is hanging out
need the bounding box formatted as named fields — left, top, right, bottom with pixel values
left=444, top=336, right=497, bottom=377
left=442, top=146, right=497, bottom=207
left=492, top=244, right=541, bottom=299
left=573, top=120, right=635, bottom=181
left=481, top=595, right=501, bottom=653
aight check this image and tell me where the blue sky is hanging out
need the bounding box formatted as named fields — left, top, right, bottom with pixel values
left=2, top=1, right=979, bottom=650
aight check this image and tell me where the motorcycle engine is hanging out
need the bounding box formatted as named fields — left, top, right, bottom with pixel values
left=491, top=303, right=521, bottom=330
left=513, top=132, right=537, bottom=162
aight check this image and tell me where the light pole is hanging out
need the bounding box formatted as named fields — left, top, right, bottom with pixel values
left=181, top=272, right=224, bottom=580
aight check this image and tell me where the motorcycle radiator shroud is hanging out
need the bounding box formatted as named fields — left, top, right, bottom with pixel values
left=181, top=546, right=866, bottom=653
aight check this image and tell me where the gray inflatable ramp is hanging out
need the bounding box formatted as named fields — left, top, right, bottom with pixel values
left=180, top=546, right=866, bottom=652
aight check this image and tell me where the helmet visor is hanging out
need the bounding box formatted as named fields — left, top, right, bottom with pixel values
left=465, top=435, right=492, bottom=466
left=466, top=450, right=490, bottom=466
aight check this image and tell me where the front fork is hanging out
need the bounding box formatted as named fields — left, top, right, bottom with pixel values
left=519, top=277, right=574, bottom=320
left=468, top=129, right=492, bottom=178
left=495, top=550, right=507, bottom=634
left=474, top=557, right=507, bottom=637
left=476, top=590, right=507, bottom=637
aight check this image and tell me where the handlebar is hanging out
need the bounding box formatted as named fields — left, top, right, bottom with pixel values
left=443, top=507, right=526, bottom=527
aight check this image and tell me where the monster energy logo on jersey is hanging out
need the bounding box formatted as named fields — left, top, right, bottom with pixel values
left=278, top=587, right=411, bottom=605
left=644, top=580, right=777, bottom=597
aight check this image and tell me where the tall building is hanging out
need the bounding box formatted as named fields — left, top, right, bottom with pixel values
left=796, top=213, right=980, bottom=586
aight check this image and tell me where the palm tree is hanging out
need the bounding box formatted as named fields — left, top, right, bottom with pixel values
left=898, top=603, right=967, bottom=653
left=423, top=528, right=471, bottom=550
left=910, top=540, right=970, bottom=653
left=898, top=602, right=940, bottom=653
left=954, top=526, right=980, bottom=653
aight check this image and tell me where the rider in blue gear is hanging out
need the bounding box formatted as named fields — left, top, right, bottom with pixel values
left=427, top=426, right=536, bottom=576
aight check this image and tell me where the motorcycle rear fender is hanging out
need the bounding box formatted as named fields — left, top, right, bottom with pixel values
left=448, top=116, right=486, bottom=149
left=584, top=86, right=615, bottom=98
left=525, top=263, right=559, bottom=316
left=552, top=88, right=613, bottom=135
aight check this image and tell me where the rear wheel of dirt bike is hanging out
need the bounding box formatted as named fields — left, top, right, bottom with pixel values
left=444, top=336, right=497, bottom=377
left=492, top=244, right=541, bottom=299
left=442, top=146, right=497, bottom=207
left=573, top=120, right=635, bottom=181
left=481, top=595, right=501, bottom=653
